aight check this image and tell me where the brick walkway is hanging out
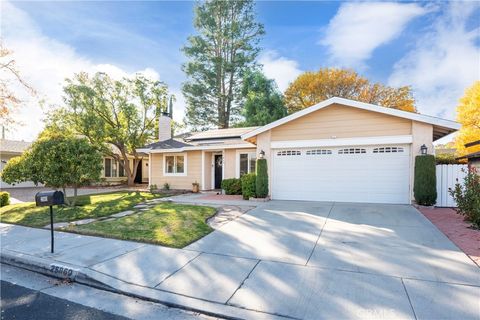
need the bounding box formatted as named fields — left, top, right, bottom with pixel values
left=419, top=207, right=480, bottom=266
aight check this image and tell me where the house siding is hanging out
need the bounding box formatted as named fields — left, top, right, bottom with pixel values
left=270, top=104, right=412, bottom=141
left=150, top=151, right=202, bottom=190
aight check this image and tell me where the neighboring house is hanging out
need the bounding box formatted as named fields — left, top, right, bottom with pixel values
left=139, top=97, right=459, bottom=204
left=0, top=138, right=149, bottom=187
left=457, top=140, right=480, bottom=172
left=0, top=139, right=41, bottom=188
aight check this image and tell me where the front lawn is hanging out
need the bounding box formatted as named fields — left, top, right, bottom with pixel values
left=0, top=191, right=161, bottom=227
left=65, top=203, right=216, bottom=248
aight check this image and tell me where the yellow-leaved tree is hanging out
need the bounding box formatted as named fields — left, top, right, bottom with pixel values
left=454, top=81, right=480, bottom=156
left=284, top=68, right=416, bottom=113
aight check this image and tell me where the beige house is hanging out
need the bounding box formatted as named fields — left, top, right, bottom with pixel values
left=139, top=97, right=460, bottom=204
left=101, top=146, right=149, bottom=185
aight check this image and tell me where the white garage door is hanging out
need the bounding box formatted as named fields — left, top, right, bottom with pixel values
left=272, top=145, right=410, bottom=204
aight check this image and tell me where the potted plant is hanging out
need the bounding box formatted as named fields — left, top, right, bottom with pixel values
left=192, top=181, right=200, bottom=193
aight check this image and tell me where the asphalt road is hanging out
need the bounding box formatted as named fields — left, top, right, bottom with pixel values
left=0, top=281, right=130, bottom=320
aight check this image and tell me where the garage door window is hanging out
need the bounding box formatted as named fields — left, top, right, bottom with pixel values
left=338, top=148, right=366, bottom=154
left=277, top=150, right=301, bottom=156
left=306, top=149, right=332, bottom=155
left=373, top=147, right=404, bottom=153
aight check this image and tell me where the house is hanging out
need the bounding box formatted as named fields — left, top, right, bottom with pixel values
left=456, top=140, right=480, bottom=172
left=0, top=139, right=40, bottom=188
left=139, top=97, right=460, bottom=204
left=0, top=138, right=149, bottom=187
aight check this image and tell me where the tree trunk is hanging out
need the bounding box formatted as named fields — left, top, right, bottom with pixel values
left=62, top=187, right=71, bottom=206
left=71, top=185, right=78, bottom=207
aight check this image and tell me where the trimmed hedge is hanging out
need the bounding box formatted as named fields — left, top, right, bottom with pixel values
left=0, top=191, right=10, bottom=207
left=256, top=159, right=268, bottom=198
left=414, top=155, right=437, bottom=206
left=241, top=173, right=256, bottom=200
left=221, top=178, right=242, bottom=195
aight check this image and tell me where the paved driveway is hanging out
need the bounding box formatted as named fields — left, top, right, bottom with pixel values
left=186, top=201, right=479, bottom=319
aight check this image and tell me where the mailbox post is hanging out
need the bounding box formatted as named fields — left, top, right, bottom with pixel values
left=35, top=191, right=65, bottom=253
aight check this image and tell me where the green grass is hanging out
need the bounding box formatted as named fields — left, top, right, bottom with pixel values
left=0, top=191, right=162, bottom=228
left=66, top=203, right=216, bottom=248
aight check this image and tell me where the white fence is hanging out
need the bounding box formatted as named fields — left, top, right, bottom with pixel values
left=436, top=164, right=468, bottom=207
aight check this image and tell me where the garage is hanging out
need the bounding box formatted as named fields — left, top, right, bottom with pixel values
left=272, top=144, right=411, bottom=204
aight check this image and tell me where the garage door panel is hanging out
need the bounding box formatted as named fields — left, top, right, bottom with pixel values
left=272, top=145, right=410, bottom=204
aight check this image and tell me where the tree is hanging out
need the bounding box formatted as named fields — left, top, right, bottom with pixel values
left=454, top=81, right=480, bottom=157
left=1, top=135, right=102, bottom=206
left=0, top=42, right=35, bottom=126
left=239, top=70, right=287, bottom=126
left=182, top=0, right=265, bottom=130
left=284, top=68, right=416, bottom=114
left=58, top=72, right=169, bottom=186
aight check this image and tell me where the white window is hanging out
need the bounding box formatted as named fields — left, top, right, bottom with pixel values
left=239, top=152, right=256, bottom=176
left=306, top=149, right=332, bottom=155
left=164, top=154, right=187, bottom=176
left=338, top=148, right=366, bottom=154
left=277, top=150, right=301, bottom=156
left=373, top=146, right=404, bottom=153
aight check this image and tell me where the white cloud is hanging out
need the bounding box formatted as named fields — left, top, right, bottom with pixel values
left=389, top=2, right=480, bottom=120
left=259, top=50, right=303, bottom=92
left=1, top=1, right=165, bottom=141
left=321, top=2, right=427, bottom=68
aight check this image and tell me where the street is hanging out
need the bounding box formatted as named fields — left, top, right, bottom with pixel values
left=0, top=264, right=214, bottom=320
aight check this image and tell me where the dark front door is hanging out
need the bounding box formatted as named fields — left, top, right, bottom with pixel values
left=214, top=154, right=223, bottom=189
left=134, top=160, right=142, bottom=184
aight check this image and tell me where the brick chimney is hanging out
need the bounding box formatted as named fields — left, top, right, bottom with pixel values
left=158, top=112, right=172, bottom=141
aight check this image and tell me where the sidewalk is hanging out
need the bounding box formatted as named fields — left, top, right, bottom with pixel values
left=0, top=223, right=283, bottom=320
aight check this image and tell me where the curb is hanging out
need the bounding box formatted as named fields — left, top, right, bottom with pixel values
left=0, top=250, right=288, bottom=320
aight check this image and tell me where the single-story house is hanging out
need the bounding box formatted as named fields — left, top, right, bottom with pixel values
left=0, top=138, right=148, bottom=187
left=0, top=139, right=41, bottom=188
left=457, top=140, right=480, bottom=172
left=139, top=97, right=460, bottom=204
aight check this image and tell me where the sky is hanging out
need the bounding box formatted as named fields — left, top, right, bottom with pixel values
left=1, top=1, right=479, bottom=143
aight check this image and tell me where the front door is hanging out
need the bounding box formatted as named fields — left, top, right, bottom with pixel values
left=214, top=154, right=223, bottom=189
left=134, top=160, right=142, bottom=184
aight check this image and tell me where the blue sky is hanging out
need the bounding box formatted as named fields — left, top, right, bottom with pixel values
left=2, top=1, right=479, bottom=142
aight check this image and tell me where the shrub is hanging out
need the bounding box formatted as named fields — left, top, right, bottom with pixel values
left=163, top=183, right=170, bottom=190
left=149, top=184, right=158, bottom=192
left=256, top=159, right=268, bottom=198
left=449, top=168, right=480, bottom=228
left=221, top=178, right=242, bottom=195
left=435, top=153, right=463, bottom=165
left=414, top=155, right=437, bottom=206
left=241, top=173, right=256, bottom=200
left=0, top=192, right=10, bottom=207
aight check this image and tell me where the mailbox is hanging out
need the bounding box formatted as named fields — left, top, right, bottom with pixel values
left=35, top=190, right=64, bottom=254
left=35, top=191, right=64, bottom=207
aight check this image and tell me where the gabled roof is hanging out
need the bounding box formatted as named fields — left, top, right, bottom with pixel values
left=0, top=139, right=31, bottom=154
left=186, top=126, right=259, bottom=141
left=241, top=97, right=460, bottom=141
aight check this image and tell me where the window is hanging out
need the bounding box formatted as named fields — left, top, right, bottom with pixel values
left=338, top=148, right=366, bottom=154
left=306, top=149, right=332, bottom=155
left=239, top=152, right=256, bottom=176
left=104, top=159, right=112, bottom=177
left=373, top=147, right=404, bottom=153
left=277, top=150, right=301, bottom=156
left=164, top=154, right=186, bottom=175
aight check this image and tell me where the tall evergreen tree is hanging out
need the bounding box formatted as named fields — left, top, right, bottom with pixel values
left=240, top=69, right=287, bottom=126
left=182, top=0, right=264, bottom=129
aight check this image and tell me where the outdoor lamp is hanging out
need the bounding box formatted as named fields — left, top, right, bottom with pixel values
left=259, top=150, right=265, bottom=159
left=420, top=144, right=428, bottom=155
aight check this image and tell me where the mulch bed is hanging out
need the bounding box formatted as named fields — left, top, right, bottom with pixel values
left=419, top=207, right=480, bottom=267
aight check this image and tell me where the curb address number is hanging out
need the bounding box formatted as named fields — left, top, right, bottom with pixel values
left=50, top=264, right=75, bottom=278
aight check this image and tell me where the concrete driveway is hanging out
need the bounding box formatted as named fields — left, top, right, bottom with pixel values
left=186, top=201, right=479, bottom=319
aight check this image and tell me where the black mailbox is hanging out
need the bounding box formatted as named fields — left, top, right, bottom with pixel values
left=35, top=191, right=64, bottom=207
